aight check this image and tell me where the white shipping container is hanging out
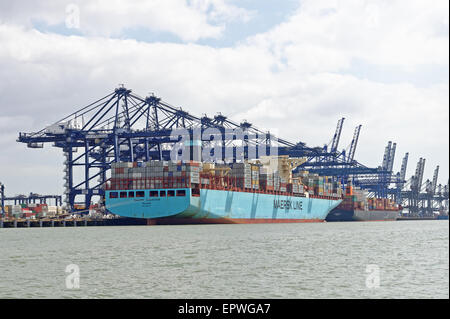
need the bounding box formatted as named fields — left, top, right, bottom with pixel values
left=12, top=205, right=22, bottom=213
left=189, top=172, right=200, bottom=178
left=232, top=163, right=251, bottom=169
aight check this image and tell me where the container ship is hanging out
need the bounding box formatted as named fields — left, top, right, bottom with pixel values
left=326, top=184, right=400, bottom=222
left=105, top=156, right=343, bottom=225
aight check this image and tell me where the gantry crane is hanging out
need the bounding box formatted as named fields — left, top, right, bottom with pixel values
left=17, top=86, right=331, bottom=212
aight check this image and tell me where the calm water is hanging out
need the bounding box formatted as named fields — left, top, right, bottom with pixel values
left=0, top=220, right=448, bottom=299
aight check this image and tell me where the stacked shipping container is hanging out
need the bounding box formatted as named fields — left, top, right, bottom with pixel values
left=108, top=159, right=342, bottom=199
left=339, top=186, right=400, bottom=211
left=111, top=160, right=202, bottom=189
left=2, top=203, right=62, bottom=219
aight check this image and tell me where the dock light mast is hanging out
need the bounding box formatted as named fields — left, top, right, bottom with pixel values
left=0, top=182, right=5, bottom=216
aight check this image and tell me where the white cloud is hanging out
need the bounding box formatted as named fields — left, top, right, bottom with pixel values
left=248, top=0, right=449, bottom=70
left=190, top=0, right=254, bottom=23
left=0, top=0, right=253, bottom=42
left=0, top=0, right=448, bottom=196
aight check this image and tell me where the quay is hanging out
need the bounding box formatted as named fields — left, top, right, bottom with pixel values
left=0, top=217, right=147, bottom=228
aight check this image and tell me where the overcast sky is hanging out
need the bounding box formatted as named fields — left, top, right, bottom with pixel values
left=0, top=0, right=448, bottom=198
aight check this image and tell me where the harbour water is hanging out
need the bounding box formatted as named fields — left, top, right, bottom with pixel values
left=0, top=220, right=448, bottom=299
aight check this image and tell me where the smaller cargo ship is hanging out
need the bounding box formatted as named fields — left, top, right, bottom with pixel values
left=326, top=184, right=400, bottom=222
left=397, top=211, right=449, bottom=221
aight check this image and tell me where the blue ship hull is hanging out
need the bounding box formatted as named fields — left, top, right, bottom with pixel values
left=105, top=188, right=342, bottom=224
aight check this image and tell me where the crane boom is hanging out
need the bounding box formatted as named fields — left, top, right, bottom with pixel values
left=382, top=141, right=392, bottom=170
left=331, top=117, right=345, bottom=153
left=418, top=158, right=426, bottom=191
left=397, top=152, right=409, bottom=188
left=348, top=125, right=362, bottom=163
left=387, top=142, right=397, bottom=172
left=432, top=165, right=439, bottom=195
